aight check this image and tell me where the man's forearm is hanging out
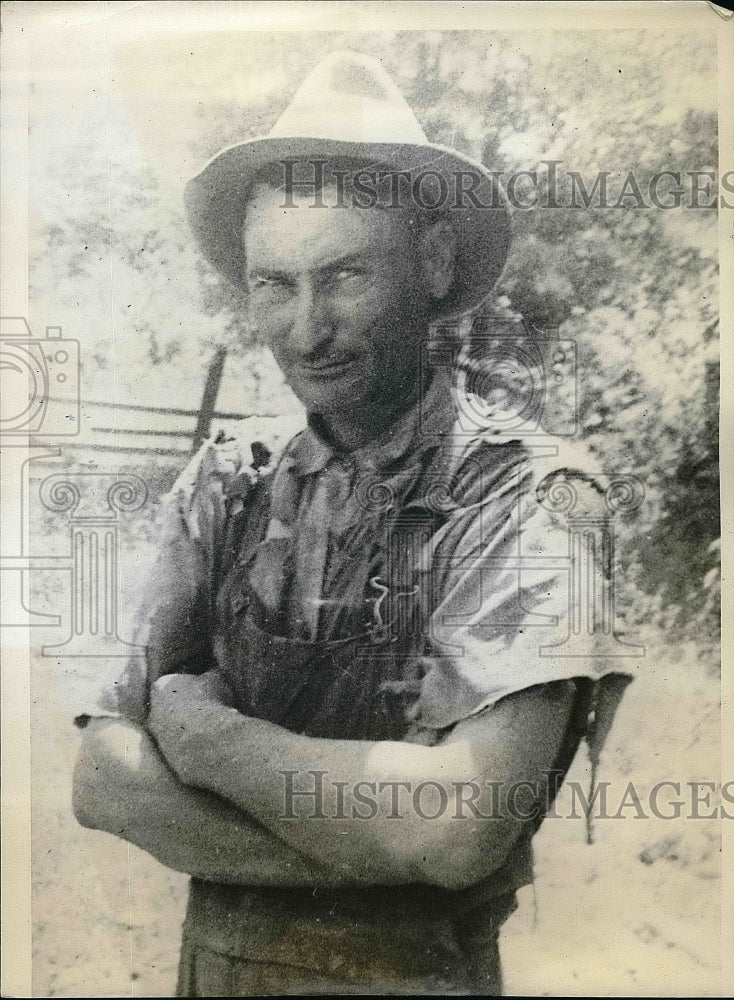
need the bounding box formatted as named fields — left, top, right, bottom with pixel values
left=189, top=712, right=446, bottom=884
left=150, top=698, right=512, bottom=887
left=109, top=782, right=343, bottom=888
left=73, top=718, right=359, bottom=888
left=150, top=676, right=576, bottom=889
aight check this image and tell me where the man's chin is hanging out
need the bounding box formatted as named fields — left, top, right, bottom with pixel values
left=291, top=376, right=370, bottom=415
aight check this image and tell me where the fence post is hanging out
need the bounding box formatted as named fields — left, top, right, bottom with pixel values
left=191, top=346, right=227, bottom=453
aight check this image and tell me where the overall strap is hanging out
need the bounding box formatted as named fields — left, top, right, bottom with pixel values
left=215, top=472, right=274, bottom=597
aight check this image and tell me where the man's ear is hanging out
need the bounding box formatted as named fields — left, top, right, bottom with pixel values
left=419, top=219, right=457, bottom=302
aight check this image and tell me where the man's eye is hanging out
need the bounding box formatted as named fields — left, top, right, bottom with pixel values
left=253, top=276, right=283, bottom=289
left=332, top=268, right=363, bottom=284
left=250, top=276, right=293, bottom=298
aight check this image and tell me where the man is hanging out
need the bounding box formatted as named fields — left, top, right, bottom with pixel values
left=72, top=52, right=628, bottom=995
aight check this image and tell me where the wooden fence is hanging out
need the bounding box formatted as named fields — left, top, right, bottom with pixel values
left=38, top=348, right=279, bottom=459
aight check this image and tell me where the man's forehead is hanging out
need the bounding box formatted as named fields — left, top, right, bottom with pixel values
left=244, top=175, right=420, bottom=215
left=243, top=181, right=415, bottom=263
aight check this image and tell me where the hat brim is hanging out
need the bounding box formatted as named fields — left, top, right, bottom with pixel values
left=184, top=137, right=511, bottom=320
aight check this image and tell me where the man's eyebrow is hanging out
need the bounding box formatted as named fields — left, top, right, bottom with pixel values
left=319, top=252, right=368, bottom=271
left=248, top=252, right=370, bottom=281
left=246, top=265, right=294, bottom=281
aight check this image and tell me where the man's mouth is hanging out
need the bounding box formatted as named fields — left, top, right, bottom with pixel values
left=300, top=359, right=356, bottom=379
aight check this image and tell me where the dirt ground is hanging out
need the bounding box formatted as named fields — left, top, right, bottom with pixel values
left=28, top=472, right=723, bottom=997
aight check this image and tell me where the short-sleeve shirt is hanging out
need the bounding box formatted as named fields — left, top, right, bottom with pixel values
left=107, top=368, right=624, bottom=735
left=87, top=368, right=632, bottom=989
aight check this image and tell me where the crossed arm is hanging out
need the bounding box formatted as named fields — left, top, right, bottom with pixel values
left=73, top=672, right=576, bottom=891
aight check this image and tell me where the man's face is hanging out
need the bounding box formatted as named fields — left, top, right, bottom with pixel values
left=243, top=183, right=434, bottom=416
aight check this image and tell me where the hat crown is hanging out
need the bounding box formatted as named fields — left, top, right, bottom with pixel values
left=270, top=51, right=428, bottom=145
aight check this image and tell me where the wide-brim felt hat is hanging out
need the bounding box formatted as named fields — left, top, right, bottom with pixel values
left=185, top=52, right=511, bottom=319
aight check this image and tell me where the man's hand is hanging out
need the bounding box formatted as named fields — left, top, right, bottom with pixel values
left=148, top=671, right=237, bottom=785
left=72, top=713, right=352, bottom=887
left=72, top=716, right=176, bottom=833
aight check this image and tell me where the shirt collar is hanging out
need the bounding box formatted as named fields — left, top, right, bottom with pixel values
left=285, top=368, right=455, bottom=478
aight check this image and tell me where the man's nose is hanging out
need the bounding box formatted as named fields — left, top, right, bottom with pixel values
left=289, top=283, right=334, bottom=357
